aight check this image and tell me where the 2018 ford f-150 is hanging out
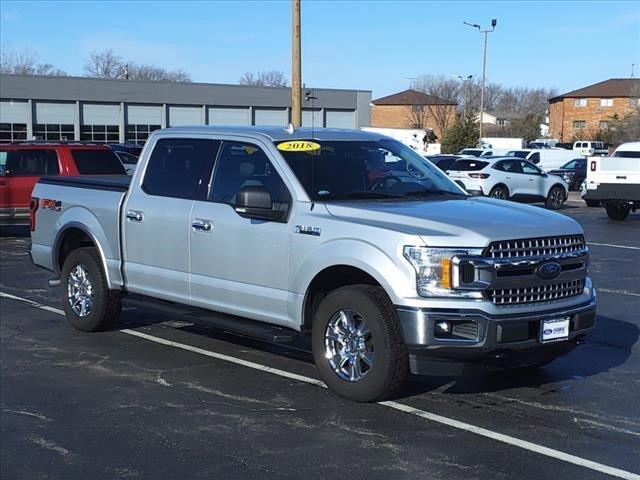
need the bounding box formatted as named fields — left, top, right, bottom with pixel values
left=30, top=127, right=597, bottom=402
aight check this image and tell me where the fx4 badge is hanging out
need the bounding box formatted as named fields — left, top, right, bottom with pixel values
left=41, top=199, right=62, bottom=212
left=294, top=225, right=321, bottom=236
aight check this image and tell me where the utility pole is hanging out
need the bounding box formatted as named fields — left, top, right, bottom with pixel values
left=291, top=0, right=302, bottom=128
left=464, top=19, right=497, bottom=146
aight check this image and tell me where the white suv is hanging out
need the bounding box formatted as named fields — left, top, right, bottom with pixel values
left=447, top=157, right=568, bottom=209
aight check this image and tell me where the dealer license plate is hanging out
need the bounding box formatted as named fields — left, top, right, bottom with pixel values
left=540, top=317, right=570, bottom=343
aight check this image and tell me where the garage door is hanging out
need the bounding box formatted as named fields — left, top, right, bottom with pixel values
left=254, top=109, right=288, bottom=126
left=208, top=107, right=250, bottom=126
left=325, top=110, right=355, bottom=129
left=82, top=104, right=120, bottom=125
left=169, top=106, right=203, bottom=126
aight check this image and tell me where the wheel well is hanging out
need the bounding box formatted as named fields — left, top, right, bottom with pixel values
left=57, top=228, right=96, bottom=271
left=550, top=183, right=567, bottom=198
left=491, top=183, right=509, bottom=195
left=302, top=265, right=381, bottom=332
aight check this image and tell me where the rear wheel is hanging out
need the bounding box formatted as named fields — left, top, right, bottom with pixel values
left=606, top=203, right=630, bottom=221
left=60, top=247, right=122, bottom=332
left=312, top=285, right=408, bottom=402
left=546, top=185, right=565, bottom=210
left=489, top=185, right=508, bottom=200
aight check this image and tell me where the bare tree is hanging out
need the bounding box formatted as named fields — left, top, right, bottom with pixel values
left=1, top=44, right=66, bottom=76
left=127, top=63, right=191, bottom=82
left=427, top=104, right=456, bottom=138
left=239, top=70, right=288, bottom=87
left=83, top=49, right=125, bottom=79
left=82, top=49, right=191, bottom=82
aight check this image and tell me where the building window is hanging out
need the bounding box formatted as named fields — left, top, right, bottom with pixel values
left=600, top=98, right=613, bottom=107
left=81, top=125, right=119, bottom=143
left=0, top=123, right=28, bottom=141
left=573, top=120, right=586, bottom=130
left=33, top=124, right=74, bottom=141
left=599, top=121, right=609, bottom=130
left=631, top=98, right=640, bottom=107
left=125, top=124, right=160, bottom=145
left=574, top=99, right=587, bottom=107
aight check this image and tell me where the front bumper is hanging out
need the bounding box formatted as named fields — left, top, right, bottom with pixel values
left=397, top=297, right=596, bottom=375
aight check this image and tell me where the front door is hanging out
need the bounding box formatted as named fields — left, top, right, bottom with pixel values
left=519, top=160, right=546, bottom=198
left=122, top=137, right=220, bottom=302
left=189, top=139, right=293, bottom=327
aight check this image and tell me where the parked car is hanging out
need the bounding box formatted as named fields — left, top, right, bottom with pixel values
left=112, top=150, right=139, bottom=176
left=582, top=142, right=640, bottom=219
left=548, top=158, right=587, bottom=191
left=573, top=141, right=608, bottom=157
left=457, top=148, right=487, bottom=157
left=505, top=148, right=582, bottom=171
left=29, top=126, right=595, bottom=402
left=424, top=154, right=462, bottom=172
left=447, top=157, right=568, bottom=209
left=108, top=143, right=143, bottom=157
left=0, top=142, right=125, bottom=226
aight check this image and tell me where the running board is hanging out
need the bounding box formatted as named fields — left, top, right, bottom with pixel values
left=124, top=296, right=299, bottom=344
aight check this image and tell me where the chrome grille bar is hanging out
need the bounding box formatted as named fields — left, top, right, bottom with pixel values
left=489, top=279, right=584, bottom=305
left=487, top=235, right=585, bottom=259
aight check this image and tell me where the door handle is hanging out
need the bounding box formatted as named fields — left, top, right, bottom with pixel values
left=505, top=176, right=511, bottom=180
left=126, top=210, right=143, bottom=222
left=528, top=178, right=535, bottom=182
left=192, top=218, right=212, bottom=232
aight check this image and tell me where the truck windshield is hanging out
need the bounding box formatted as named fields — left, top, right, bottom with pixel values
left=277, top=139, right=466, bottom=201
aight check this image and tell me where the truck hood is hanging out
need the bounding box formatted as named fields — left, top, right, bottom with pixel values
left=324, top=197, right=582, bottom=247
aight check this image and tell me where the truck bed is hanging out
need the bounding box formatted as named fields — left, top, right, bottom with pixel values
left=39, top=175, right=131, bottom=192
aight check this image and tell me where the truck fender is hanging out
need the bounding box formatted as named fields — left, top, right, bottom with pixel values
left=52, top=207, right=122, bottom=290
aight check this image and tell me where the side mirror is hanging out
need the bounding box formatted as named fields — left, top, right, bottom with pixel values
left=234, top=186, right=284, bottom=221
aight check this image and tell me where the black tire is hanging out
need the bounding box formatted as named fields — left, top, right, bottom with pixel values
left=489, top=185, right=508, bottom=200
left=585, top=199, right=600, bottom=208
left=606, top=203, right=630, bottom=221
left=572, top=177, right=584, bottom=192
left=545, top=185, right=565, bottom=210
left=312, top=285, right=408, bottom=402
left=60, top=247, right=122, bottom=332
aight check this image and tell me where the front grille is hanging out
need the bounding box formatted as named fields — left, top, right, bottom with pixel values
left=489, top=279, right=584, bottom=305
left=487, top=235, right=585, bottom=259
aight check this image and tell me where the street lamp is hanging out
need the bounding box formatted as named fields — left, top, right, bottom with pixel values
left=453, top=74, right=473, bottom=118
left=464, top=18, right=497, bottom=146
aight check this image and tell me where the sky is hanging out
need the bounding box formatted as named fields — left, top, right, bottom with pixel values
left=1, top=0, right=639, bottom=98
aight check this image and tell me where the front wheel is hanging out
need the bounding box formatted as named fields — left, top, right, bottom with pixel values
left=60, top=247, right=122, bottom=332
left=312, top=285, right=408, bottom=402
left=606, top=203, right=630, bottom=221
left=546, top=186, right=565, bottom=210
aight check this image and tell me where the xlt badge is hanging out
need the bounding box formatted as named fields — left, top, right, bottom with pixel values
left=295, top=225, right=321, bottom=236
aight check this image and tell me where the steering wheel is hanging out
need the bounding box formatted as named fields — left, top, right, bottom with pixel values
left=372, top=175, right=402, bottom=191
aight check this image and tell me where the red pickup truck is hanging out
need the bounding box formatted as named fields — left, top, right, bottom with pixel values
left=0, top=143, right=125, bottom=226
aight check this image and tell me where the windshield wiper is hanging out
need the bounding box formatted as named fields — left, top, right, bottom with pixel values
left=402, top=189, right=467, bottom=197
left=320, top=191, right=407, bottom=201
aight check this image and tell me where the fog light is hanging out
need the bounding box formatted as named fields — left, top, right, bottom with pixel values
left=435, top=321, right=450, bottom=334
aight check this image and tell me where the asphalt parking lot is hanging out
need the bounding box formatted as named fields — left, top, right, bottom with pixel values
left=1, top=194, right=639, bottom=480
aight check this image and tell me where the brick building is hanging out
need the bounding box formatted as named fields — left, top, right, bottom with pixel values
left=548, top=78, right=640, bottom=142
left=371, top=89, right=457, bottom=139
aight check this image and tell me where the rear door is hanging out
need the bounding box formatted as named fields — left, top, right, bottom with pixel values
left=0, top=148, right=59, bottom=224
left=122, top=136, right=220, bottom=302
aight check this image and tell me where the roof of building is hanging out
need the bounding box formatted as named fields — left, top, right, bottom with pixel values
left=371, top=89, right=457, bottom=106
left=550, top=78, right=640, bottom=101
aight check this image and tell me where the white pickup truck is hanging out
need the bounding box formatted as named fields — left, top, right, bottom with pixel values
left=582, top=142, right=640, bottom=220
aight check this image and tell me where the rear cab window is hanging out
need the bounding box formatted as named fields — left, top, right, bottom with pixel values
left=71, top=149, right=126, bottom=175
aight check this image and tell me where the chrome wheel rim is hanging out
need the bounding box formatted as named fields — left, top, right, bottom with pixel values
left=550, top=188, right=563, bottom=208
left=324, top=309, right=374, bottom=382
left=67, top=264, right=94, bottom=317
left=491, top=188, right=506, bottom=199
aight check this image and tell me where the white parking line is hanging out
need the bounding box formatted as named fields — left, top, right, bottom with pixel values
left=588, top=242, right=640, bottom=251
left=1, top=291, right=639, bottom=480
left=598, top=288, right=640, bottom=298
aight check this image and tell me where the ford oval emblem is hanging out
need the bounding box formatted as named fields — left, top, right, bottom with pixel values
left=537, top=261, right=562, bottom=280
left=543, top=329, right=553, bottom=335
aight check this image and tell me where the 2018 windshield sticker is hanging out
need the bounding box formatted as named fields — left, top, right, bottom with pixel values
left=277, top=141, right=321, bottom=152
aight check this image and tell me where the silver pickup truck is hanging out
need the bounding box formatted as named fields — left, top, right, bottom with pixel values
left=30, top=127, right=596, bottom=402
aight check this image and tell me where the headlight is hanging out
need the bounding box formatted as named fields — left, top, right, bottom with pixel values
left=403, top=246, right=484, bottom=298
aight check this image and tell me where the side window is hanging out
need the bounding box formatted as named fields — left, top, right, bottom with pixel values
left=210, top=141, right=290, bottom=205
left=5, top=149, right=59, bottom=176
left=520, top=161, right=540, bottom=175
left=495, top=160, right=520, bottom=173
left=142, top=138, right=220, bottom=200
left=0, top=151, right=7, bottom=176
left=563, top=160, right=577, bottom=170
left=528, top=152, right=540, bottom=163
